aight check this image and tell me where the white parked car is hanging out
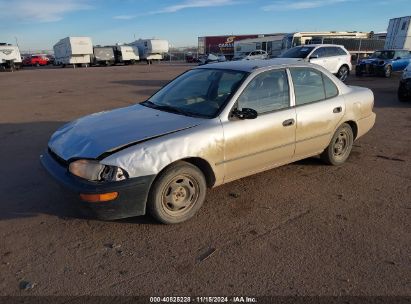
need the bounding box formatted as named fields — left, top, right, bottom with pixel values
left=280, top=44, right=352, bottom=81
left=233, top=50, right=268, bottom=61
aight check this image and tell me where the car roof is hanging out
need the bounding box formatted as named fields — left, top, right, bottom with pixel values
left=376, top=49, right=409, bottom=51
left=196, top=58, right=311, bottom=73
left=292, top=44, right=345, bottom=48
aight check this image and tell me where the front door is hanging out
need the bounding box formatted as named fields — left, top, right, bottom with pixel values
left=222, top=69, right=296, bottom=182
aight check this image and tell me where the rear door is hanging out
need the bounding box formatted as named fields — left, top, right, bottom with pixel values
left=289, top=67, right=345, bottom=158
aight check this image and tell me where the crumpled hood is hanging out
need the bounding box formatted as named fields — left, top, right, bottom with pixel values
left=49, top=104, right=203, bottom=161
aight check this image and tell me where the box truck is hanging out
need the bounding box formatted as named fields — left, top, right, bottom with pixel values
left=113, top=45, right=139, bottom=64
left=92, top=46, right=115, bottom=66
left=53, top=37, right=93, bottom=67
left=0, top=43, right=22, bottom=71
left=130, top=39, right=169, bottom=63
left=385, top=16, right=411, bottom=50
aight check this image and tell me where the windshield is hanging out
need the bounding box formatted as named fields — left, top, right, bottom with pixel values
left=370, top=51, right=395, bottom=60
left=280, top=46, right=315, bottom=58
left=142, top=69, right=248, bottom=118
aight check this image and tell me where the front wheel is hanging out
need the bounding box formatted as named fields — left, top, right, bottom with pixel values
left=320, top=123, right=354, bottom=166
left=384, top=65, right=392, bottom=78
left=398, top=84, right=408, bottom=102
left=147, top=161, right=207, bottom=224
left=337, top=65, right=349, bottom=82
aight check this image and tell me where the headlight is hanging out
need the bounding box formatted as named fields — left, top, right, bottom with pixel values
left=69, top=159, right=128, bottom=182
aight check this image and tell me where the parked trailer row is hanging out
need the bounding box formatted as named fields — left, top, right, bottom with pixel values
left=53, top=37, right=169, bottom=68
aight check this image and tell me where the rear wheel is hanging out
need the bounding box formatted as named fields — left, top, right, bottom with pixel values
left=337, top=65, right=349, bottom=82
left=321, top=123, right=354, bottom=166
left=147, top=161, right=207, bottom=224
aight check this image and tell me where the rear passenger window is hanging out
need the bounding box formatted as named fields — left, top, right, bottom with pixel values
left=335, top=47, right=348, bottom=56
left=290, top=68, right=339, bottom=105
left=290, top=68, right=325, bottom=105
left=323, top=74, right=339, bottom=98
left=238, top=69, right=290, bottom=114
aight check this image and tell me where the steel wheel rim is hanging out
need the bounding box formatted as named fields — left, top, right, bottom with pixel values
left=333, top=130, right=350, bottom=159
left=161, top=174, right=200, bottom=216
left=385, top=66, right=392, bottom=77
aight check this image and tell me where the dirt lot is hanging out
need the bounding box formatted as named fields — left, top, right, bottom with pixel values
left=0, top=64, right=410, bottom=297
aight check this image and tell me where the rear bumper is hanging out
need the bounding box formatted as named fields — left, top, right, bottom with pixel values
left=40, top=150, right=155, bottom=220
left=357, top=112, right=376, bottom=140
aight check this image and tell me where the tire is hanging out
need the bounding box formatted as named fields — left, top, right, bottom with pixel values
left=147, top=161, right=207, bottom=224
left=320, top=123, right=354, bottom=166
left=384, top=65, right=392, bottom=78
left=398, top=84, right=408, bottom=102
left=337, top=65, right=349, bottom=82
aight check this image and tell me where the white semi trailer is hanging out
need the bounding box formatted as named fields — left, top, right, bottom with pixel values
left=113, top=45, right=140, bottom=64
left=130, top=39, right=169, bottom=63
left=53, top=37, right=93, bottom=67
left=0, top=43, right=22, bottom=71
left=385, top=16, right=411, bottom=50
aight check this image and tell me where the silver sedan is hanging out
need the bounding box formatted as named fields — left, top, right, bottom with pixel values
left=41, top=59, right=376, bottom=224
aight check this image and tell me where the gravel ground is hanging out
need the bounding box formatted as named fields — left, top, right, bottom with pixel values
left=0, top=64, right=410, bottom=297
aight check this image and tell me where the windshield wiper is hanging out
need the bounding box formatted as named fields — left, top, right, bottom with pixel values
left=141, top=100, right=198, bottom=117
left=140, top=100, right=157, bottom=108
left=155, top=104, right=196, bottom=117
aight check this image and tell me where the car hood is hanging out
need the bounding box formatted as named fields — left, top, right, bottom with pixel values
left=49, top=104, right=203, bottom=161
left=360, top=58, right=389, bottom=64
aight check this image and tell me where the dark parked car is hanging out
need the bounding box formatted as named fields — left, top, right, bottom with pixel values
left=356, top=50, right=411, bottom=78
left=398, top=62, right=411, bottom=102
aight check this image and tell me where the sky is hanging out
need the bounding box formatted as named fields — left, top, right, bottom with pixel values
left=0, top=0, right=410, bottom=51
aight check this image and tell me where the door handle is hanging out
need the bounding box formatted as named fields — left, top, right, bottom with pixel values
left=282, top=119, right=295, bottom=127
left=333, top=107, right=342, bottom=113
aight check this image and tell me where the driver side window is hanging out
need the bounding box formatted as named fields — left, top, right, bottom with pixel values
left=237, top=69, right=290, bottom=114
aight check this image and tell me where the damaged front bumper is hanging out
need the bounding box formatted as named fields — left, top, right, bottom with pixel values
left=40, top=150, right=155, bottom=220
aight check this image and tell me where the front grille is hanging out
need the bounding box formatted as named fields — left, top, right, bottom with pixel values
left=364, top=64, right=375, bottom=74
left=48, top=148, right=68, bottom=167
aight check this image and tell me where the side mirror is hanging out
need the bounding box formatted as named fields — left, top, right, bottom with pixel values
left=232, top=108, right=258, bottom=120
left=309, top=54, right=319, bottom=60
left=396, top=57, right=401, bottom=60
